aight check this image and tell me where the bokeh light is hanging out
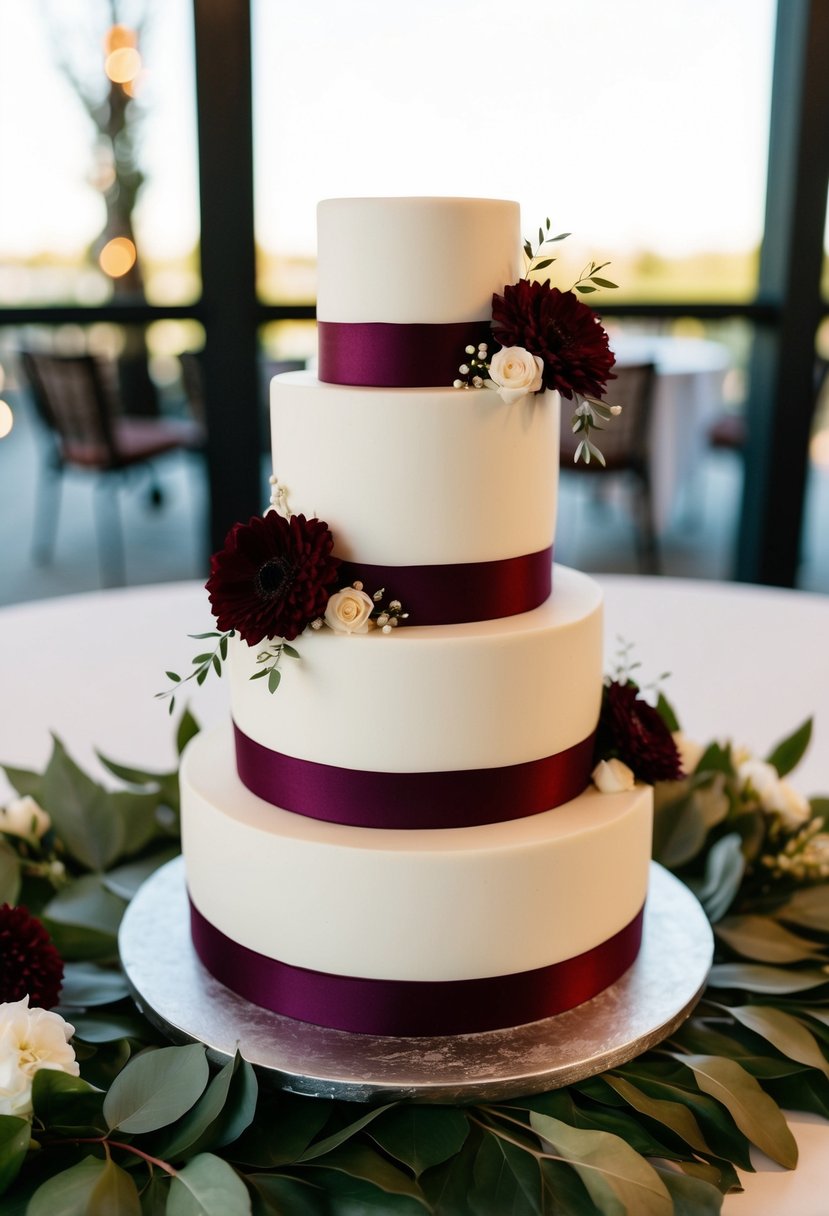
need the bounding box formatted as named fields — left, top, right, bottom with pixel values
left=99, top=237, right=137, bottom=278
left=105, top=47, right=142, bottom=85
left=104, top=24, right=137, bottom=54
left=0, top=401, right=14, bottom=439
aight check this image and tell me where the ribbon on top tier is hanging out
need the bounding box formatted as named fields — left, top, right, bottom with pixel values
left=234, top=723, right=596, bottom=829
left=336, top=546, right=553, bottom=626
left=318, top=319, right=493, bottom=387
left=190, top=896, right=644, bottom=1036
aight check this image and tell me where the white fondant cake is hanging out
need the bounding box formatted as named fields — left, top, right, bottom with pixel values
left=180, top=196, right=653, bottom=1036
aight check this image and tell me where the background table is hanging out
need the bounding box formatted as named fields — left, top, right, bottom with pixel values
left=1, top=575, right=827, bottom=1214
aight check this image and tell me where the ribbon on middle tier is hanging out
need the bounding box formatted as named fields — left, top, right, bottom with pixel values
left=318, top=319, right=493, bottom=387
left=336, top=546, right=553, bottom=625
left=234, top=722, right=596, bottom=829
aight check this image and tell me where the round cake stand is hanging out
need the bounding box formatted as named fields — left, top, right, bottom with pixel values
left=119, top=858, right=712, bottom=1104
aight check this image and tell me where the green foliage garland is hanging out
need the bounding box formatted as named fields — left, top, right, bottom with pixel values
left=1, top=710, right=828, bottom=1215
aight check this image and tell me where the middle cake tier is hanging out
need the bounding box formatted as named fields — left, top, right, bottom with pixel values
left=270, top=372, right=560, bottom=625
left=229, top=565, right=602, bottom=829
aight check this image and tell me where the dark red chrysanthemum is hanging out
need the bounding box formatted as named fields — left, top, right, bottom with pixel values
left=595, top=680, right=684, bottom=784
left=491, top=280, right=616, bottom=401
left=0, top=904, right=64, bottom=1008
left=206, top=513, right=341, bottom=646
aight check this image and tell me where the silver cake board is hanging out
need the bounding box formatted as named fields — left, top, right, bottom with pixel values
left=119, top=858, right=713, bottom=1104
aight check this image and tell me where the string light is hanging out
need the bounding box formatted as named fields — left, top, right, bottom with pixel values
left=99, top=237, right=137, bottom=278
left=105, top=46, right=142, bottom=84
left=0, top=401, right=13, bottom=440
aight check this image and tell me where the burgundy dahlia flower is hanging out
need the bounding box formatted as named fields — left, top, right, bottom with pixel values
left=595, top=680, right=683, bottom=784
left=206, top=513, right=341, bottom=646
left=0, top=904, right=64, bottom=1008
left=491, top=280, right=616, bottom=401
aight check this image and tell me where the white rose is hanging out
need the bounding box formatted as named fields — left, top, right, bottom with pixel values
left=0, top=996, right=79, bottom=1118
left=324, top=587, right=374, bottom=635
left=592, top=758, right=636, bottom=794
left=672, top=731, right=704, bottom=777
left=737, top=757, right=811, bottom=829
left=0, top=796, right=50, bottom=841
left=488, top=346, right=544, bottom=405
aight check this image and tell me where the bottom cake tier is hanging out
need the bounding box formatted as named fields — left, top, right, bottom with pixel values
left=180, top=725, right=653, bottom=1035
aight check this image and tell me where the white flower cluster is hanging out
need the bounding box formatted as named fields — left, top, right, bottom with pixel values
left=737, top=754, right=811, bottom=830
left=0, top=996, right=79, bottom=1118
left=0, top=796, right=50, bottom=842
left=761, top=818, right=829, bottom=882
left=453, top=342, right=490, bottom=390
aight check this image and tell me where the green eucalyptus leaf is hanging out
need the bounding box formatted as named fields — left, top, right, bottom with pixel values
left=655, top=692, right=680, bottom=732
left=43, top=872, right=125, bottom=935
left=303, top=1143, right=429, bottom=1208
left=371, top=1106, right=469, bottom=1177
left=0, top=841, right=21, bottom=905
left=297, top=1102, right=395, bottom=1162
left=469, top=1129, right=541, bottom=1215
left=651, top=792, right=710, bottom=869
left=168, top=1153, right=251, bottom=1216
left=679, top=1054, right=798, bottom=1168
left=602, top=1074, right=710, bottom=1153
left=88, top=1157, right=141, bottom=1216
left=103, top=1043, right=209, bottom=1134
left=282, top=644, right=300, bottom=659
left=58, top=961, right=129, bottom=1006
left=776, top=885, right=829, bottom=932
left=715, top=914, right=823, bottom=963
left=156, top=1051, right=257, bottom=1161
left=31, top=1069, right=105, bottom=1135
left=110, top=789, right=167, bottom=857
left=534, top=258, right=554, bottom=270
left=232, top=1092, right=331, bottom=1167
left=420, top=1131, right=481, bottom=1216
left=139, top=1174, right=171, bottom=1215
left=41, top=737, right=125, bottom=871
left=653, top=1167, right=723, bottom=1216
left=26, top=1156, right=107, bottom=1216
left=695, top=741, right=734, bottom=776
left=177, top=708, right=201, bottom=754
left=726, top=1006, right=829, bottom=1079
left=707, top=963, right=829, bottom=994
left=552, top=232, right=571, bottom=241
left=0, top=1116, right=30, bottom=1195
left=686, top=833, right=745, bottom=923
left=0, top=764, right=42, bottom=800
left=766, top=717, right=812, bottom=777
left=528, top=1112, right=673, bottom=1215
left=576, top=284, right=597, bottom=293
left=102, top=846, right=180, bottom=901
left=590, top=277, right=618, bottom=289
left=268, top=668, right=281, bottom=694
left=72, top=1009, right=156, bottom=1043
left=246, top=1173, right=326, bottom=1216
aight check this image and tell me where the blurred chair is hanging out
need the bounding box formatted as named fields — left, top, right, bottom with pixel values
left=559, top=363, right=659, bottom=573
left=706, top=354, right=829, bottom=456
left=20, top=349, right=204, bottom=587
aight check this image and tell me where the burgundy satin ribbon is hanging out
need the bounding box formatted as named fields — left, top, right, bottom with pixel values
left=233, top=723, right=596, bottom=829
left=190, top=897, right=644, bottom=1035
left=337, top=545, right=552, bottom=626
left=318, top=319, right=493, bottom=387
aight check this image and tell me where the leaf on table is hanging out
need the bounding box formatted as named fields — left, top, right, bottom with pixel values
left=538, top=1159, right=603, bottom=1216
left=0, top=1116, right=31, bottom=1197
left=468, top=1128, right=541, bottom=1215
left=653, top=1166, right=724, bottom=1215
left=26, top=1156, right=107, bottom=1216
left=167, top=1153, right=251, bottom=1216
left=246, top=1173, right=326, bottom=1216
left=715, top=914, right=825, bottom=963
left=726, top=1006, right=829, bottom=1079
left=31, top=1070, right=105, bottom=1136
left=44, top=873, right=125, bottom=935
left=109, top=789, right=169, bottom=857
left=602, top=1074, right=711, bottom=1154
left=529, top=1112, right=673, bottom=1216
left=156, top=1051, right=257, bottom=1161
left=230, top=1092, right=331, bottom=1168
left=58, top=962, right=130, bottom=1007
left=651, top=792, right=710, bottom=870
left=41, top=736, right=125, bottom=871
left=765, top=717, right=813, bottom=777
left=87, top=1157, right=141, bottom=1216
left=102, top=846, right=180, bottom=901
left=0, top=764, right=42, bottom=800
left=679, top=1054, right=798, bottom=1168
left=686, top=832, right=745, bottom=923
left=71, top=1009, right=156, bottom=1044
left=776, top=885, right=829, bottom=933
left=370, top=1105, right=470, bottom=1177
left=103, top=1043, right=209, bottom=1134
left=707, top=963, right=829, bottom=995
left=296, top=1102, right=397, bottom=1162
left=301, top=1142, right=430, bottom=1208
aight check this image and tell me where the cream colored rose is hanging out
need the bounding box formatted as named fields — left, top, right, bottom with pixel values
left=488, top=346, right=544, bottom=405
left=325, top=587, right=374, bottom=635
left=737, top=757, right=811, bottom=829
left=0, top=996, right=79, bottom=1118
left=592, top=758, right=635, bottom=793
left=672, top=731, right=704, bottom=777
left=0, top=796, right=50, bottom=841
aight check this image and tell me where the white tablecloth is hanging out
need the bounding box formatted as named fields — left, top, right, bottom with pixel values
left=1, top=575, right=827, bottom=1214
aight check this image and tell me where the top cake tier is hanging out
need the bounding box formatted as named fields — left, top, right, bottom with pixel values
left=316, top=197, right=521, bottom=388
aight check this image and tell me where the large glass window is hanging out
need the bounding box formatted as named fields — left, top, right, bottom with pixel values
left=253, top=0, right=775, bottom=305
left=0, top=0, right=199, bottom=308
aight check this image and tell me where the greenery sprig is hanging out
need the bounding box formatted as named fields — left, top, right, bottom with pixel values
left=250, top=640, right=300, bottom=694
left=155, top=630, right=232, bottom=716
left=522, top=216, right=571, bottom=276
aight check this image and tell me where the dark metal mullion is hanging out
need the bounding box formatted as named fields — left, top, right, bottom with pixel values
left=192, top=0, right=260, bottom=556
left=735, top=0, right=829, bottom=586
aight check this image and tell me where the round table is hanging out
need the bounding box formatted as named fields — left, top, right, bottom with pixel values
left=2, top=575, right=827, bottom=1214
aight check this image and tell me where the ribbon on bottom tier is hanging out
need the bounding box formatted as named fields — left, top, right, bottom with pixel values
left=189, top=898, right=645, bottom=1036
left=233, top=724, right=596, bottom=829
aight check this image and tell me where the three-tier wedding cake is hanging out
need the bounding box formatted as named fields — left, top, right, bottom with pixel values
left=179, top=197, right=653, bottom=1036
